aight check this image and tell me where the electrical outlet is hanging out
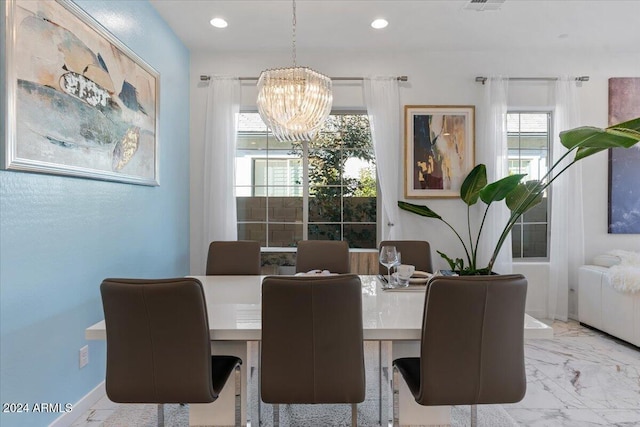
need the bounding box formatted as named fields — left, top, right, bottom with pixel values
left=79, top=345, right=89, bottom=368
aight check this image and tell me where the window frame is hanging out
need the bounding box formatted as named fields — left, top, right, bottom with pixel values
left=507, top=109, right=553, bottom=261
left=236, top=110, right=379, bottom=249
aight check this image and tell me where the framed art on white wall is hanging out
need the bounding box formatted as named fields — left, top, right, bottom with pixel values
left=404, top=105, right=475, bottom=198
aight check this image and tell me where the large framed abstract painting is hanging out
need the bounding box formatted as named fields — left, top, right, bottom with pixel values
left=1, top=0, right=159, bottom=185
left=608, top=78, right=640, bottom=233
left=404, top=105, right=475, bottom=198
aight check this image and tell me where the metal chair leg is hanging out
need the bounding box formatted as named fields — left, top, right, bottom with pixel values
left=392, top=366, right=399, bottom=427
left=272, top=403, right=279, bottom=427
left=234, top=364, right=242, bottom=426
left=351, top=403, right=358, bottom=427
left=157, top=403, right=164, bottom=427
left=470, top=404, right=477, bottom=427
left=258, top=341, right=262, bottom=426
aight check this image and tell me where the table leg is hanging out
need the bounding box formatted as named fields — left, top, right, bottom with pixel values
left=190, top=341, right=248, bottom=426
left=379, top=340, right=392, bottom=427
left=391, top=341, right=450, bottom=426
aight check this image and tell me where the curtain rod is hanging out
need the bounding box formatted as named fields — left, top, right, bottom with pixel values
left=200, top=75, right=408, bottom=82
left=475, top=76, right=589, bottom=85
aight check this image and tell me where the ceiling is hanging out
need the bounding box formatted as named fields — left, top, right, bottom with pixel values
left=149, top=0, right=640, bottom=54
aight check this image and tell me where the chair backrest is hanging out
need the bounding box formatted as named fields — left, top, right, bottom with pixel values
left=100, top=278, right=215, bottom=404
left=417, top=274, right=527, bottom=406
left=295, top=240, right=350, bottom=273
left=261, top=274, right=365, bottom=404
left=378, top=240, right=433, bottom=274
left=206, top=240, right=261, bottom=275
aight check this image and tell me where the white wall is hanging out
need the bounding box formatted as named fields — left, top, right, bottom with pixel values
left=189, top=48, right=639, bottom=318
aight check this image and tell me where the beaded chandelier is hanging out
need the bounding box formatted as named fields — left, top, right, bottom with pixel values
left=257, top=0, right=332, bottom=142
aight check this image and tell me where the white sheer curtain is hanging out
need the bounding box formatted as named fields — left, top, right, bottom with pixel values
left=202, top=76, right=240, bottom=271
left=477, top=77, right=512, bottom=274
left=364, top=77, right=402, bottom=239
left=548, top=77, right=584, bottom=320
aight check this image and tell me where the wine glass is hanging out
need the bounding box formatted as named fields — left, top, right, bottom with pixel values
left=379, top=246, right=399, bottom=286
left=392, top=252, right=402, bottom=277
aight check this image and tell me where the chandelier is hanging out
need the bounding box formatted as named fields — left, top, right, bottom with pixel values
left=257, top=0, right=332, bottom=142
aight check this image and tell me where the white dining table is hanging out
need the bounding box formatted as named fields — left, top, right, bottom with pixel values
left=86, top=275, right=553, bottom=426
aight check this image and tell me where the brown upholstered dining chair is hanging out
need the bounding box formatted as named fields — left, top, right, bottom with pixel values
left=378, top=240, right=433, bottom=275
left=100, top=278, right=242, bottom=427
left=261, top=274, right=365, bottom=426
left=206, top=240, right=261, bottom=275
left=295, top=240, right=350, bottom=273
left=392, top=274, right=528, bottom=427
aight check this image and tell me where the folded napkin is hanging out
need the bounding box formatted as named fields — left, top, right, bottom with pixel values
left=295, top=270, right=337, bottom=276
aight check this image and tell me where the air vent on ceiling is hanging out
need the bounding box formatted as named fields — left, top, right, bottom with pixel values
left=464, top=0, right=506, bottom=11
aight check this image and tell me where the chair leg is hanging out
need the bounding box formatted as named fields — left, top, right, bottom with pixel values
left=234, top=364, right=242, bottom=427
left=351, top=403, right=358, bottom=427
left=156, top=403, right=164, bottom=427
left=258, top=341, right=262, bottom=426
left=392, top=366, right=399, bottom=427
left=272, top=403, right=279, bottom=427
left=470, top=404, right=477, bottom=427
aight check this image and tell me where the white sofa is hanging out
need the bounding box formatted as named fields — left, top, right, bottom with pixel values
left=579, top=254, right=640, bottom=347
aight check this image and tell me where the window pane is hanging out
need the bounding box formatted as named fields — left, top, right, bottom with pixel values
left=308, top=224, right=341, bottom=241
left=344, top=224, right=376, bottom=249
left=508, top=111, right=550, bottom=260
left=235, top=149, right=267, bottom=186
left=343, top=197, right=376, bottom=222
left=308, top=148, right=342, bottom=186
left=237, top=196, right=266, bottom=221
left=237, top=223, right=266, bottom=246
left=523, top=196, right=548, bottom=222
left=522, top=224, right=548, bottom=258
left=268, top=223, right=302, bottom=248
left=511, top=224, right=522, bottom=258
left=268, top=196, right=303, bottom=221
left=309, top=190, right=341, bottom=222
left=266, top=186, right=302, bottom=197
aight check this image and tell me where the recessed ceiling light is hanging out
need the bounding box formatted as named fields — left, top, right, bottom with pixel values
left=210, top=17, right=228, bottom=28
left=371, top=19, right=388, bottom=29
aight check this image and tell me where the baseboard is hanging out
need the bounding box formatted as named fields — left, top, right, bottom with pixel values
left=49, top=381, right=105, bottom=427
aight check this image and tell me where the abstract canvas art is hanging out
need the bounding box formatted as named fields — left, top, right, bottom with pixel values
left=404, top=105, right=475, bottom=198
left=608, top=78, right=640, bottom=234
left=1, top=0, right=159, bottom=185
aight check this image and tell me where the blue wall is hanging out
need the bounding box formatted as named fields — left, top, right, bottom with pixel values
left=0, top=1, right=190, bottom=425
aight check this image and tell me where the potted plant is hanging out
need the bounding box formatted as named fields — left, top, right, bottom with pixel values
left=398, top=117, right=640, bottom=275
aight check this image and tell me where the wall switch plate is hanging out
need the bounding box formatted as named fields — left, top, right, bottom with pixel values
left=79, top=345, right=89, bottom=368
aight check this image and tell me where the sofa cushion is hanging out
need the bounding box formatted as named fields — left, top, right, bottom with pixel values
left=593, top=254, right=621, bottom=268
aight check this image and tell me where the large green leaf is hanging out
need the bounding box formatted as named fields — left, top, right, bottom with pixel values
left=479, top=174, right=526, bottom=205
left=506, top=180, right=544, bottom=213
left=560, top=117, right=640, bottom=160
left=460, top=164, right=487, bottom=206
left=397, top=201, right=442, bottom=219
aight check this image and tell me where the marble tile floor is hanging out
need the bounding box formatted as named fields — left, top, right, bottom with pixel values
left=71, top=320, right=640, bottom=427
left=505, top=320, right=640, bottom=426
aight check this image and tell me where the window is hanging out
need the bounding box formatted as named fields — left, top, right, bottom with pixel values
left=507, top=112, right=551, bottom=259
left=235, top=113, right=376, bottom=248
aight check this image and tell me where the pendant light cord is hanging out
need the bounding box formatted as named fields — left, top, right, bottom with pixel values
left=292, top=0, right=297, bottom=67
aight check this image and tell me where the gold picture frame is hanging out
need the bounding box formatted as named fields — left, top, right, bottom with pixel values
left=2, top=0, right=160, bottom=185
left=404, top=105, right=475, bottom=198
